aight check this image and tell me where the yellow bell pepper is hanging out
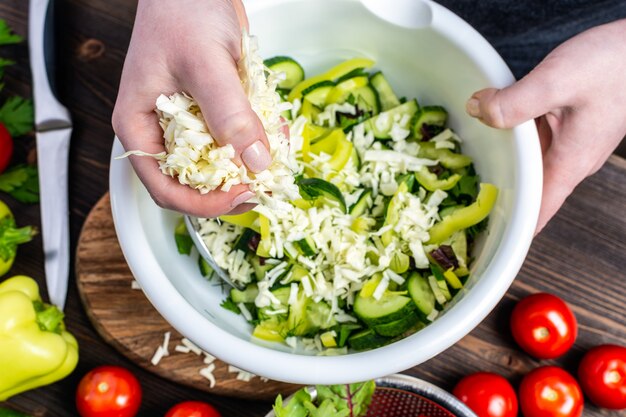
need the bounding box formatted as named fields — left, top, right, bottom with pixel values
left=288, top=57, right=375, bottom=101
left=0, top=275, right=78, bottom=400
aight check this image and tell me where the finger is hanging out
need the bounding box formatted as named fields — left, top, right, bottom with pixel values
left=466, top=58, right=571, bottom=129
left=231, top=0, right=249, bottom=30
left=226, top=202, right=257, bottom=215
left=115, top=109, right=255, bottom=218
left=180, top=53, right=271, bottom=174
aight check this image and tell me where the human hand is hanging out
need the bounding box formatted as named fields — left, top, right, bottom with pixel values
left=112, top=0, right=268, bottom=217
left=466, top=19, right=626, bottom=233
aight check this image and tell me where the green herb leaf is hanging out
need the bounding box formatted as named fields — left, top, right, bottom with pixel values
left=0, top=20, right=23, bottom=45
left=315, top=381, right=376, bottom=417
left=220, top=298, right=241, bottom=315
left=0, top=96, right=34, bottom=136
left=0, top=165, right=39, bottom=203
left=273, top=389, right=311, bottom=417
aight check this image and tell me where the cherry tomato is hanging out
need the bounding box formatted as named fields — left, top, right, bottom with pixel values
left=519, top=366, right=583, bottom=417
left=510, top=293, right=577, bottom=359
left=0, top=123, right=13, bottom=173
left=76, top=366, right=142, bottom=417
left=165, top=401, right=221, bottom=417
left=578, top=344, right=626, bottom=409
left=453, top=372, right=518, bottom=417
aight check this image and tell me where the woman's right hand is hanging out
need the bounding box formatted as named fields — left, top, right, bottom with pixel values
left=112, top=0, right=268, bottom=217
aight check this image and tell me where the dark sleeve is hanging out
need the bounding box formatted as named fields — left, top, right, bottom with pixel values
left=436, top=0, right=626, bottom=78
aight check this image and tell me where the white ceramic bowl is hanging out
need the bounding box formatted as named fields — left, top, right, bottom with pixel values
left=109, top=0, right=541, bottom=384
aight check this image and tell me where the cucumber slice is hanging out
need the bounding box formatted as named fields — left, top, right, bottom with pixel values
left=296, top=236, right=317, bottom=256
left=353, top=85, right=380, bottom=114
left=373, top=313, right=420, bottom=337
left=348, top=328, right=391, bottom=351
left=412, top=105, right=448, bottom=140
left=301, top=80, right=335, bottom=107
left=251, top=256, right=273, bottom=281
left=370, top=71, right=401, bottom=111
left=360, top=100, right=419, bottom=139
left=349, top=189, right=373, bottom=217
left=407, top=273, right=435, bottom=317
left=287, top=291, right=334, bottom=336
left=230, top=284, right=259, bottom=304
left=325, top=76, right=368, bottom=105
left=198, top=256, right=213, bottom=277
left=353, top=292, right=416, bottom=326
left=297, top=177, right=347, bottom=213
left=264, top=56, right=305, bottom=90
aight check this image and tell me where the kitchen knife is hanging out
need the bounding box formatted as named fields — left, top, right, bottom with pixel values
left=28, top=0, right=73, bottom=309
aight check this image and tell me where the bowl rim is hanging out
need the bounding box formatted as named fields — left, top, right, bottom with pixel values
left=109, top=0, right=542, bottom=385
left=263, top=373, right=478, bottom=417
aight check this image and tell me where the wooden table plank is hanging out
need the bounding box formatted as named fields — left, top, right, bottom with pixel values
left=1, top=0, right=625, bottom=416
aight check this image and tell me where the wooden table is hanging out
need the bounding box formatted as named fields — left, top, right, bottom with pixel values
left=2, top=1, right=624, bottom=416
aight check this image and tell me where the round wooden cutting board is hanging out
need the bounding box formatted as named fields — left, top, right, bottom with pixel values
left=75, top=193, right=299, bottom=400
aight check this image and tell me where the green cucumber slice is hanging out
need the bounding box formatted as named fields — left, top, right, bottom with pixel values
left=230, top=284, right=259, bottom=304
left=296, top=236, right=317, bottom=256
left=353, top=292, right=416, bottom=326
left=349, top=189, right=373, bottom=217
left=407, top=273, right=435, bottom=317
left=251, top=256, right=273, bottom=281
left=264, top=56, right=305, bottom=90
left=360, top=99, right=419, bottom=139
left=348, top=328, right=391, bottom=351
left=373, top=313, right=420, bottom=337
left=412, top=105, right=448, bottom=140
left=301, top=80, right=335, bottom=107
left=370, top=71, right=401, bottom=111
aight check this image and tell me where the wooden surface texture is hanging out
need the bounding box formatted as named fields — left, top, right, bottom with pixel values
left=1, top=0, right=624, bottom=416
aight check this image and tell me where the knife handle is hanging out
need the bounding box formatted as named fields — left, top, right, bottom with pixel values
left=29, top=0, right=72, bottom=130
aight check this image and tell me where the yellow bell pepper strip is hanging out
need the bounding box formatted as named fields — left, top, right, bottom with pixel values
left=0, top=200, right=36, bottom=277
left=288, top=57, right=375, bottom=101
left=0, top=275, right=78, bottom=401
left=414, top=166, right=462, bottom=191
left=427, top=183, right=498, bottom=244
left=381, top=175, right=414, bottom=246
left=324, top=76, right=369, bottom=105
left=417, top=142, right=472, bottom=169
left=219, top=211, right=260, bottom=233
left=308, top=129, right=354, bottom=173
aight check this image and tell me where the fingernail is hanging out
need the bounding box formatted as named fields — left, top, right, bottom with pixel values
left=466, top=98, right=481, bottom=117
left=241, top=140, right=271, bottom=173
left=230, top=191, right=255, bottom=209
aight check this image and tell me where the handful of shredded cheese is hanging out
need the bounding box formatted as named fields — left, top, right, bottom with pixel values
left=119, top=31, right=300, bottom=211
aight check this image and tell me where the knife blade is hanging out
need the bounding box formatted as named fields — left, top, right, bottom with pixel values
left=29, top=0, right=73, bottom=309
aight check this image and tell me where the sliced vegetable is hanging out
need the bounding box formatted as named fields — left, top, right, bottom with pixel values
left=297, top=177, right=347, bottom=213
left=412, top=105, right=448, bottom=140
left=369, top=71, right=400, bottom=110
left=264, top=56, right=305, bottom=90
left=361, top=99, right=419, bottom=139
left=174, top=217, right=193, bottom=255
left=427, top=183, right=498, bottom=244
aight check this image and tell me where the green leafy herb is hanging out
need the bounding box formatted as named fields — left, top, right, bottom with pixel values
left=0, top=96, right=34, bottom=136
left=0, top=20, right=23, bottom=45
left=0, top=165, right=39, bottom=203
left=220, top=298, right=241, bottom=315
left=198, top=256, right=213, bottom=277
left=273, top=381, right=375, bottom=417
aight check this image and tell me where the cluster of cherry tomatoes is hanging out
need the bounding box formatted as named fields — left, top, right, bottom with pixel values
left=452, top=293, right=626, bottom=417
left=75, top=366, right=221, bottom=417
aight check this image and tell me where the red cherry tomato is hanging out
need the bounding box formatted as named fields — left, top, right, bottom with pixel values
left=165, top=401, right=221, bottom=417
left=0, top=123, right=13, bottom=173
left=76, top=366, right=142, bottom=417
left=578, top=344, right=626, bottom=409
left=453, top=372, right=518, bottom=417
left=510, top=293, right=577, bottom=359
left=519, top=366, right=583, bottom=417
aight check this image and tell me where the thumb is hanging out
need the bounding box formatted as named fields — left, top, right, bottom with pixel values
left=466, top=61, right=570, bottom=129
left=181, top=52, right=271, bottom=174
